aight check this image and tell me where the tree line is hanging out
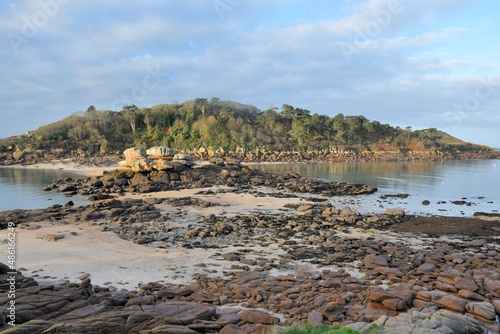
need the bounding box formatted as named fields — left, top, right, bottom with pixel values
left=0, top=98, right=484, bottom=153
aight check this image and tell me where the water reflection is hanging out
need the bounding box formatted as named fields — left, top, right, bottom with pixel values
left=0, top=168, right=89, bottom=211
left=249, top=160, right=499, bottom=217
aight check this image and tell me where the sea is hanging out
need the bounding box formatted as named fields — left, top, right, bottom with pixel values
left=0, top=159, right=499, bottom=216
left=0, top=167, right=89, bottom=211
left=248, top=159, right=500, bottom=217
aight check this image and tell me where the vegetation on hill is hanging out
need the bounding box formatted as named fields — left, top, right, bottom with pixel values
left=0, top=98, right=493, bottom=154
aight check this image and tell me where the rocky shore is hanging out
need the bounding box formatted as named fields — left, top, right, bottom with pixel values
left=1, top=145, right=499, bottom=167
left=1, top=153, right=500, bottom=333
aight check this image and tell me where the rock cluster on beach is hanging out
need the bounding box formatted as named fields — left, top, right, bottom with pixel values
left=39, top=147, right=377, bottom=198
left=189, top=148, right=500, bottom=164
left=1, top=143, right=499, bottom=167
left=0, top=259, right=494, bottom=333
left=1, top=149, right=499, bottom=333
left=119, top=147, right=196, bottom=173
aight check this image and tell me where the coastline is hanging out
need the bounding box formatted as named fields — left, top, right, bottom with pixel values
left=0, top=160, right=117, bottom=177
left=2, top=158, right=499, bottom=218
left=6, top=187, right=306, bottom=290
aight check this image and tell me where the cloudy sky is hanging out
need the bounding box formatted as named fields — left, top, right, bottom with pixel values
left=1, top=0, right=499, bottom=147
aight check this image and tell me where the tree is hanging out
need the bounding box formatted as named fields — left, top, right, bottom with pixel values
left=259, top=106, right=277, bottom=129
left=289, top=116, right=311, bottom=149
left=345, top=116, right=366, bottom=145
left=121, top=105, right=139, bottom=133
left=332, top=114, right=347, bottom=144
left=281, top=104, right=310, bottom=119
left=140, top=107, right=153, bottom=134
left=86, top=105, right=96, bottom=113
left=68, top=123, right=89, bottom=142
left=405, top=126, right=412, bottom=145
left=194, top=98, right=208, bottom=118
left=363, top=118, right=375, bottom=143
left=209, top=97, right=220, bottom=105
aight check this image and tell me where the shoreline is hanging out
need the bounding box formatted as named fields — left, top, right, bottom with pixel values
left=3, top=183, right=499, bottom=289
left=1, top=158, right=499, bottom=218
left=1, top=147, right=499, bottom=169
left=6, top=187, right=307, bottom=291
left=0, top=160, right=117, bottom=177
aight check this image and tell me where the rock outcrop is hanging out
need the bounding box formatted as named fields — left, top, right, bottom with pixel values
left=1, top=262, right=496, bottom=333
left=119, top=147, right=195, bottom=172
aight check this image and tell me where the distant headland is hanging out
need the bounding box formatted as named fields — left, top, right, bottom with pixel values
left=1, top=98, right=499, bottom=165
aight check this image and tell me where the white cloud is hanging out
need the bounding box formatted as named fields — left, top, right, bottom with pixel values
left=0, top=0, right=498, bottom=147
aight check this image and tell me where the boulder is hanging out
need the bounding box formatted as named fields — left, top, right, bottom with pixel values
left=364, top=254, right=389, bottom=269
left=43, top=234, right=65, bottom=242
left=131, top=158, right=153, bottom=172
left=150, top=325, right=198, bottom=333
left=57, top=184, right=77, bottom=192
left=151, top=159, right=177, bottom=171
left=124, top=296, right=154, bottom=307
left=318, top=278, right=342, bottom=288
left=484, top=277, right=500, bottom=296
left=424, top=309, right=484, bottom=334
left=55, top=304, right=111, bottom=321
left=240, top=310, right=280, bottom=325
left=360, top=302, right=390, bottom=321
left=320, top=302, right=346, bottom=321
left=439, top=294, right=468, bottom=313
left=374, top=266, right=403, bottom=277
left=492, top=299, right=500, bottom=314
left=147, top=146, right=176, bottom=160
left=46, top=313, right=129, bottom=333
left=457, top=290, right=484, bottom=301
left=173, top=153, right=193, bottom=161
left=13, top=150, right=25, bottom=160
left=307, top=311, right=324, bottom=324
left=123, top=147, right=147, bottom=161
left=140, top=301, right=216, bottom=325
left=225, top=157, right=241, bottom=166
left=368, top=285, right=416, bottom=312
left=118, top=160, right=133, bottom=168
left=216, top=314, right=241, bottom=326
left=465, top=301, right=497, bottom=321
left=0, top=319, right=54, bottom=333
left=416, top=261, right=437, bottom=275
left=367, top=309, right=485, bottom=334
left=385, top=208, right=405, bottom=217
left=454, top=276, right=479, bottom=292
left=172, top=153, right=195, bottom=167
left=157, top=288, right=194, bottom=299
left=219, top=324, right=247, bottom=334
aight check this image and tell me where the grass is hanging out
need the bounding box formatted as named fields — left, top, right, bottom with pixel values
left=278, top=324, right=360, bottom=334
left=278, top=324, right=383, bottom=334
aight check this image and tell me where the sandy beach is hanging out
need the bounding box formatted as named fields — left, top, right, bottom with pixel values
left=1, top=182, right=306, bottom=291
left=1, top=160, right=118, bottom=177
left=1, top=186, right=420, bottom=291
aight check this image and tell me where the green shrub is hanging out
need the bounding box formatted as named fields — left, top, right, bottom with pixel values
left=278, top=324, right=383, bottom=334
left=279, top=324, right=361, bottom=334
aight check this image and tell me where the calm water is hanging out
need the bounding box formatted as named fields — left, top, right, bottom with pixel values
left=1, top=160, right=498, bottom=216
left=0, top=168, right=89, bottom=211
left=249, top=159, right=500, bottom=217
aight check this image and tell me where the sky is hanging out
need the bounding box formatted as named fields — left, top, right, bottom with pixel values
left=1, top=0, right=499, bottom=147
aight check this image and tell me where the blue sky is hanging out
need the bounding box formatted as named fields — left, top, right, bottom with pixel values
left=1, top=0, right=499, bottom=147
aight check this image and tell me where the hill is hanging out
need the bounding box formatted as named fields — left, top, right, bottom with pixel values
left=0, top=98, right=496, bottom=159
